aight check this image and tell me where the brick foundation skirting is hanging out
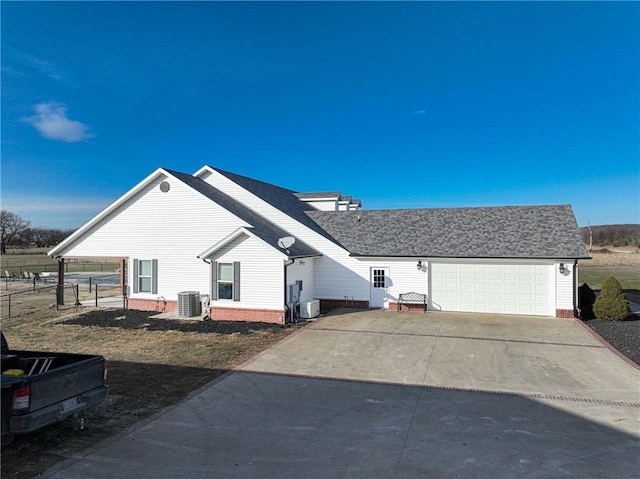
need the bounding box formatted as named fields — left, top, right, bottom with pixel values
left=556, top=309, right=577, bottom=319
left=319, top=299, right=369, bottom=313
left=389, top=302, right=427, bottom=312
left=209, top=307, right=285, bottom=324
left=127, top=298, right=177, bottom=312
left=125, top=298, right=284, bottom=324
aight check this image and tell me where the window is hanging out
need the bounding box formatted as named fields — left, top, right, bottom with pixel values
left=138, top=260, right=153, bottom=292
left=212, top=261, right=240, bottom=301
left=218, top=263, right=234, bottom=300
left=132, top=259, right=157, bottom=294
left=373, top=269, right=386, bottom=288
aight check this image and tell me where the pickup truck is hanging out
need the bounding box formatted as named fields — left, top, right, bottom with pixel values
left=1, top=332, right=108, bottom=446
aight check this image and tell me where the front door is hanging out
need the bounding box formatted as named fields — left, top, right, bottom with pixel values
left=370, top=267, right=390, bottom=308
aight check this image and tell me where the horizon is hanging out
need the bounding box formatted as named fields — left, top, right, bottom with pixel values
left=2, top=2, right=639, bottom=230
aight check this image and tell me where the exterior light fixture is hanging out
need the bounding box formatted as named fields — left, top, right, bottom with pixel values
left=559, top=263, right=565, bottom=274
left=417, top=260, right=422, bottom=271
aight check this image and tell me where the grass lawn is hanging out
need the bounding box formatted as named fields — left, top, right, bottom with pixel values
left=578, top=265, right=640, bottom=303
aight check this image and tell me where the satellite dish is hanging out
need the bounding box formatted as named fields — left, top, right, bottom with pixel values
left=277, top=236, right=295, bottom=251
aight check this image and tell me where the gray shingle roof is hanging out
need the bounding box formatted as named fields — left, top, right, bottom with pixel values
left=210, top=167, right=343, bottom=246
left=306, top=205, right=589, bottom=259
left=294, top=191, right=342, bottom=199
left=165, top=169, right=321, bottom=259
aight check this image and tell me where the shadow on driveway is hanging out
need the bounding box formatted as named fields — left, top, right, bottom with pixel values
left=44, top=370, right=640, bottom=479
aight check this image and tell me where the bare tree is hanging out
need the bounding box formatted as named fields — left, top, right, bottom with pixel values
left=0, top=210, right=30, bottom=254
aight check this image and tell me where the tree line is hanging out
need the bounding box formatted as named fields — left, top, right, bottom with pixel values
left=580, top=224, right=640, bottom=248
left=0, top=211, right=75, bottom=254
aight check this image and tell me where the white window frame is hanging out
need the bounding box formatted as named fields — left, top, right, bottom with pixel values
left=211, top=261, right=240, bottom=302
left=217, top=263, right=234, bottom=300
left=132, top=259, right=158, bottom=294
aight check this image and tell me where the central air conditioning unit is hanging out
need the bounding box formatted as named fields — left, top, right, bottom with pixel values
left=300, top=299, right=320, bottom=319
left=177, top=291, right=201, bottom=318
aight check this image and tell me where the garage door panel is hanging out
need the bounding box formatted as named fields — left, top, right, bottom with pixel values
left=430, top=262, right=553, bottom=316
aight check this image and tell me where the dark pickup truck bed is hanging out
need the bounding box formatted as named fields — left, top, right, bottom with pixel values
left=1, top=332, right=108, bottom=446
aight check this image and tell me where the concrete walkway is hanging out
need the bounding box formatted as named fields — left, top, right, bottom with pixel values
left=44, top=310, right=640, bottom=478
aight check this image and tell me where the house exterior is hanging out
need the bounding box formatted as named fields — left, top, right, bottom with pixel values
left=48, top=166, right=589, bottom=322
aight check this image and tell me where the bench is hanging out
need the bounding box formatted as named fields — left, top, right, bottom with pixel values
left=397, top=292, right=427, bottom=312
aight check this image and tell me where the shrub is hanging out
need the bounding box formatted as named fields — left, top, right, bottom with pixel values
left=578, top=283, right=596, bottom=319
left=593, top=276, right=631, bottom=321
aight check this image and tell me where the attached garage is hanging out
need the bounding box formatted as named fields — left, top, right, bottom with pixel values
left=430, top=262, right=554, bottom=316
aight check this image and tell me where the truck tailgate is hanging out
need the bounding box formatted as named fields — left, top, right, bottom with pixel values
left=28, top=357, right=106, bottom=411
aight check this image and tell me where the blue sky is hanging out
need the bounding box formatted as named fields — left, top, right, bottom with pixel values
left=2, top=1, right=638, bottom=229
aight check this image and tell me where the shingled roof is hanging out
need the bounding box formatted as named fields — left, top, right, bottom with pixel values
left=165, top=169, right=321, bottom=259
left=306, top=205, right=589, bottom=259
left=210, top=167, right=343, bottom=246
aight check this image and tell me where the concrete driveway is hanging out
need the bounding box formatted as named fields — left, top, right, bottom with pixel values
left=45, top=310, right=640, bottom=478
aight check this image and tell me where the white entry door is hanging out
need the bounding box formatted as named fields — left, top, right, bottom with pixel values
left=370, top=267, right=390, bottom=308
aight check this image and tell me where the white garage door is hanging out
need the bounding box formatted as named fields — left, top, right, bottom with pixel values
left=430, top=262, right=554, bottom=316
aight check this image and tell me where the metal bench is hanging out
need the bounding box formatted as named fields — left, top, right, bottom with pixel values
left=397, top=292, right=427, bottom=312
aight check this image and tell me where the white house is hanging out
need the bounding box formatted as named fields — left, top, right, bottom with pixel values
left=48, top=166, right=589, bottom=323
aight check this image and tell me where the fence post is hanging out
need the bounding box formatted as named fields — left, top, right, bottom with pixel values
left=95, top=284, right=98, bottom=307
left=123, top=285, right=127, bottom=310
left=74, top=284, right=81, bottom=306
left=89, top=277, right=92, bottom=293
left=7, top=294, right=11, bottom=318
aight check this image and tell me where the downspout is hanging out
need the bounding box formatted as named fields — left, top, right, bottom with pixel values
left=201, top=258, right=212, bottom=320
left=284, top=259, right=295, bottom=324
left=573, top=259, right=579, bottom=318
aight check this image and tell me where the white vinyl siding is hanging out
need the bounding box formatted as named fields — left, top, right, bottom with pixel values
left=287, top=258, right=315, bottom=304
left=58, top=175, right=248, bottom=302
left=209, top=233, right=283, bottom=310
left=430, top=261, right=554, bottom=316
left=555, top=260, right=575, bottom=311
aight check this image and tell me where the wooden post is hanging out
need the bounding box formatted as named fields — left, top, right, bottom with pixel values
left=57, top=258, right=65, bottom=306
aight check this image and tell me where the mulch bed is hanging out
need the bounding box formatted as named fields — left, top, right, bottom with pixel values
left=61, top=309, right=290, bottom=334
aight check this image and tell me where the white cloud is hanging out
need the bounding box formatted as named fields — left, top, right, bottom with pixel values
left=23, top=102, right=94, bottom=142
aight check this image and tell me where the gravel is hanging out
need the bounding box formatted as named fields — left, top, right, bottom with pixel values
left=582, top=314, right=640, bottom=366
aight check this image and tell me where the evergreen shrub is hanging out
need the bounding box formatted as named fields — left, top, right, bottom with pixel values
left=593, top=276, right=630, bottom=321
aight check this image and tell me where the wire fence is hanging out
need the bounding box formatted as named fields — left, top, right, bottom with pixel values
left=0, top=274, right=126, bottom=319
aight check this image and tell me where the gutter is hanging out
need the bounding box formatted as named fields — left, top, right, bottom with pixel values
left=349, top=254, right=592, bottom=260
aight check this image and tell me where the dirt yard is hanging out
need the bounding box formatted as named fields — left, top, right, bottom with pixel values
left=1, top=308, right=306, bottom=479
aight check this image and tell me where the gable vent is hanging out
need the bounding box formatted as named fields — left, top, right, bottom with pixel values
left=177, top=291, right=201, bottom=317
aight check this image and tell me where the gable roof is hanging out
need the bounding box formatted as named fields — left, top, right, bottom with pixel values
left=49, top=167, right=320, bottom=259
left=164, top=169, right=321, bottom=259
left=306, top=205, right=589, bottom=259
left=209, top=167, right=343, bottom=246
